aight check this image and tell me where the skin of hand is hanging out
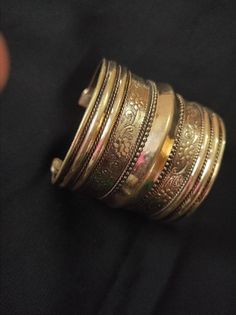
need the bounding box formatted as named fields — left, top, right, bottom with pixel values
left=0, top=33, right=10, bottom=92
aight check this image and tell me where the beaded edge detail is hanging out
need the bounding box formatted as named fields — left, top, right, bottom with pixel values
left=105, top=80, right=159, bottom=197
left=150, top=101, right=206, bottom=218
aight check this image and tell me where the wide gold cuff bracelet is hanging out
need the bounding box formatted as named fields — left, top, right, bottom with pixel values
left=51, top=58, right=226, bottom=221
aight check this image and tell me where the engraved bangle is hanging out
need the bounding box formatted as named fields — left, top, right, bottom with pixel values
left=51, top=58, right=226, bottom=221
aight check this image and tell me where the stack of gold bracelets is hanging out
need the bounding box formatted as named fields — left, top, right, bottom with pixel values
left=51, top=58, right=226, bottom=221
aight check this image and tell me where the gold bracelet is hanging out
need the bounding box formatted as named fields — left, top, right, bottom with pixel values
left=51, top=58, right=226, bottom=221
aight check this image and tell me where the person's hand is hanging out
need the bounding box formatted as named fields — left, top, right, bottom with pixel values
left=0, top=33, right=10, bottom=91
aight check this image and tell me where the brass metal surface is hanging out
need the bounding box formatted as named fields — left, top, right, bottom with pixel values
left=51, top=58, right=226, bottom=221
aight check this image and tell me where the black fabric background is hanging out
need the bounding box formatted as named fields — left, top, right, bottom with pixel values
left=1, top=1, right=236, bottom=314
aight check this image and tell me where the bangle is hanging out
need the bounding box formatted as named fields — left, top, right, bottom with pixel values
left=51, top=58, right=226, bottom=221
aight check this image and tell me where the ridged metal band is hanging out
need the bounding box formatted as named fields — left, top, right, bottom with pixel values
left=51, top=58, right=226, bottom=221
left=101, top=80, right=158, bottom=201
left=84, top=73, right=151, bottom=198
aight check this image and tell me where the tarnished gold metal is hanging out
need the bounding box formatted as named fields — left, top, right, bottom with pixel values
left=51, top=58, right=226, bottom=221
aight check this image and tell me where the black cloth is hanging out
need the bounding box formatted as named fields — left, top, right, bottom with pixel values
left=1, top=1, right=236, bottom=314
